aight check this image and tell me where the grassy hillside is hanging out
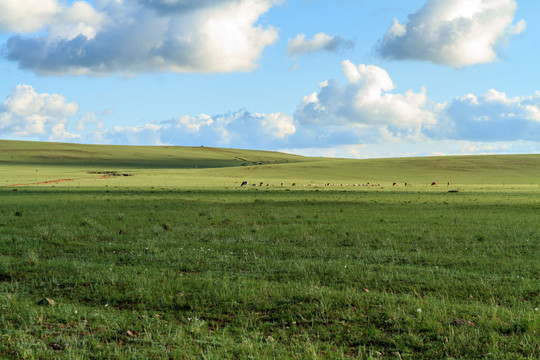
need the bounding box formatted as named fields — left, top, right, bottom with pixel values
left=0, top=140, right=539, bottom=187
left=0, top=140, right=306, bottom=168
left=0, top=140, right=306, bottom=187
left=228, top=155, right=540, bottom=185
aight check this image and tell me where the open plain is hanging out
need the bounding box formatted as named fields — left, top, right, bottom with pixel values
left=0, top=140, right=539, bottom=359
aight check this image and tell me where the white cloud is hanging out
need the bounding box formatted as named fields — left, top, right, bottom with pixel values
left=0, top=84, right=79, bottom=140
left=287, top=33, right=353, bottom=56
left=2, top=67, right=539, bottom=158
left=174, top=114, right=215, bottom=133
left=282, top=140, right=538, bottom=159
left=50, top=1, right=109, bottom=40
left=50, top=123, right=80, bottom=141
left=0, top=0, right=60, bottom=34
left=377, top=0, right=526, bottom=67
left=3, top=0, right=280, bottom=75
left=459, top=142, right=508, bottom=154
left=163, top=111, right=296, bottom=147
left=0, top=0, right=107, bottom=39
left=431, top=89, right=540, bottom=141
left=292, top=61, right=540, bottom=152
left=294, top=60, right=435, bottom=131
left=90, top=111, right=296, bottom=148
left=101, top=123, right=166, bottom=145
left=74, top=111, right=104, bottom=132
left=258, top=112, right=296, bottom=139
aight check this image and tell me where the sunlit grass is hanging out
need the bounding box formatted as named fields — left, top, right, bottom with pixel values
left=0, top=188, right=538, bottom=359
left=0, top=140, right=538, bottom=358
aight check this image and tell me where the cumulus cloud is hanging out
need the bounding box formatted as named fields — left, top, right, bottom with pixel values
left=432, top=89, right=540, bottom=141
left=0, top=0, right=60, bottom=34
left=0, top=0, right=107, bottom=39
left=74, top=111, right=104, bottom=132
left=259, top=113, right=296, bottom=139
left=2, top=72, right=539, bottom=158
left=459, top=142, right=509, bottom=154
left=0, top=85, right=79, bottom=140
left=88, top=111, right=296, bottom=148
left=162, top=111, right=295, bottom=147
left=0, top=82, right=296, bottom=148
left=287, top=33, right=354, bottom=56
left=377, top=0, right=526, bottom=67
left=3, top=0, right=280, bottom=75
left=284, top=139, right=538, bottom=159
left=294, top=60, right=435, bottom=132
left=292, top=61, right=540, bottom=151
left=49, top=1, right=109, bottom=41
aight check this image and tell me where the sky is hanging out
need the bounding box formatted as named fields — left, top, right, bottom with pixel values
left=0, top=0, right=539, bottom=159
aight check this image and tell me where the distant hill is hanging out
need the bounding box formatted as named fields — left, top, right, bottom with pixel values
left=1, top=140, right=538, bottom=186
left=0, top=140, right=307, bottom=169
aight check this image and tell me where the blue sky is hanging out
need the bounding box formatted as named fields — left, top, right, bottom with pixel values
left=1, top=0, right=539, bottom=158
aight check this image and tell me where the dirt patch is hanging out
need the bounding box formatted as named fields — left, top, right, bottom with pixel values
left=6, top=179, right=74, bottom=187
left=5, top=171, right=133, bottom=187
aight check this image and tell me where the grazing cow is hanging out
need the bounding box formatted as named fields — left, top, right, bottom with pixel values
left=241, top=181, right=248, bottom=186
left=431, top=182, right=437, bottom=186
left=393, top=182, right=398, bottom=186
left=292, top=183, right=296, bottom=186
left=259, top=182, right=263, bottom=186
left=281, top=182, right=284, bottom=186
left=447, top=182, right=450, bottom=186
left=405, top=182, right=408, bottom=187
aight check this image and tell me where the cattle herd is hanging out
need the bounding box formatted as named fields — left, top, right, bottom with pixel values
left=239, top=181, right=449, bottom=188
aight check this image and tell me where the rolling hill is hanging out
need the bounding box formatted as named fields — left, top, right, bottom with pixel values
left=1, top=140, right=538, bottom=187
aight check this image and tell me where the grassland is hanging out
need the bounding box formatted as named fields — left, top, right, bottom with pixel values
left=2, top=139, right=540, bottom=188
left=0, top=140, right=539, bottom=359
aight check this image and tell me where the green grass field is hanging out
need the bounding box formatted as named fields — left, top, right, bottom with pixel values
left=2, top=139, right=540, bottom=188
left=0, top=140, right=539, bottom=359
